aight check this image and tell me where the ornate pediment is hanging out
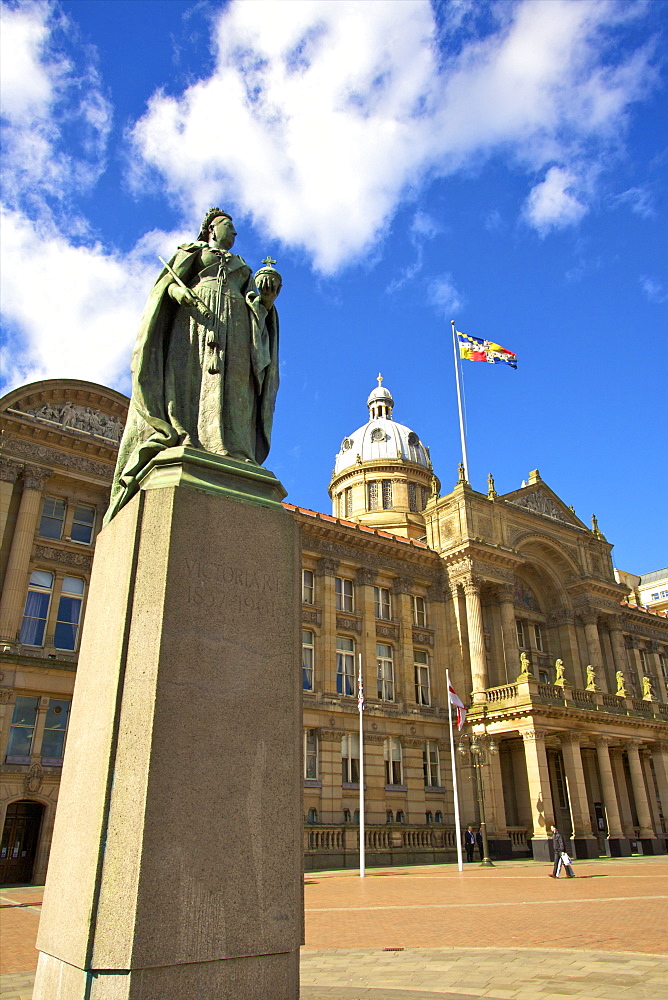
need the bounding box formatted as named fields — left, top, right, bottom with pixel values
left=504, top=487, right=584, bottom=528
left=20, top=402, right=124, bottom=442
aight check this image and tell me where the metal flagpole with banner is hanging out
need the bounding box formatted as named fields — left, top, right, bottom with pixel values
left=450, top=319, right=470, bottom=482
left=447, top=669, right=465, bottom=872
left=358, top=653, right=365, bottom=878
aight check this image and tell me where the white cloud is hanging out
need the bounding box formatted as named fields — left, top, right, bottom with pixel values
left=613, top=186, right=655, bottom=219
left=640, top=275, right=668, bottom=304
left=427, top=273, right=464, bottom=317
left=130, top=0, right=655, bottom=271
left=0, top=0, right=112, bottom=213
left=523, top=166, right=588, bottom=233
left=0, top=208, right=187, bottom=394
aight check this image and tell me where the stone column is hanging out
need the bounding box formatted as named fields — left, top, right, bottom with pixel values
left=625, top=636, right=643, bottom=698
left=315, top=557, right=338, bottom=695
left=608, top=615, right=630, bottom=689
left=0, top=688, right=16, bottom=760
left=578, top=607, right=607, bottom=692
left=355, top=567, right=377, bottom=701
left=497, top=584, right=520, bottom=684
left=485, top=745, right=511, bottom=857
left=647, top=642, right=668, bottom=702
left=559, top=733, right=598, bottom=858
left=593, top=737, right=629, bottom=855
left=0, top=459, right=22, bottom=548
left=626, top=741, right=659, bottom=850
left=650, top=743, right=668, bottom=840
left=318, top=728, right=342, bottom=827
left=521, top=728, right=554, bottom=860
left=392, top=577, right=414, bottom=706
left=462, top=576, right=487, bottom=703
left=0, top=466, right=51, bottom=640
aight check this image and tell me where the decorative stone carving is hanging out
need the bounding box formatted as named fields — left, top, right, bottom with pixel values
left=546, top=607, right=574, bottom=627
left=521, top=729, right=547, bottom=743
left=461, top=577, right=483, bottom=598
left=497, top=584, right=515, bottom=604
left=4, top=438, right=115, bottom=479
left=354, top=567, right=375, bottom=586
left=585, top=665, right=598, bottom=691
left=22, top=402, right=124, bottom=442
left=315, top=557, right=338, bottom=577
left=336, top=615, right=362, bottom=634
left=517, top=652, right=534, bottom=680
left=376, top=623, right=399, bottom=640
left=0, top=459, right=23, bottom=483
left=391, top=576, right=413, bottom=595
left=24, top=762, right=44, bottom=794
left=22, top=465, right=52, bottom=491
left=476, top=516, right=493, bottom=538
left=426, top=582, right=448, bottom=603
left=472, top=560, right=515, bottom=583
left=509, top=490, right=571, bottom=523
left=578, top=607, right=600, bottom=626
left=404, top=738, right=424, bottom=749
left=642, top=676, right=655, bottom=702
left=301, top=608, right=321, bottom=625
left=554, top=659, right=567, bottom=686
left=0, top=688, right=14, bottom=704
left=412, top=629, right=433, bottom=646
left=33, top=544, right=92, bottom=569
left=306, top=535, right=440, bottom=581
left=318, top=729, right=343, bottom=742
left=364, top=734, right=386, bottom=745
left=615, top=671, right=627, bottom=697
left=559, top=732, right=581, bottom=747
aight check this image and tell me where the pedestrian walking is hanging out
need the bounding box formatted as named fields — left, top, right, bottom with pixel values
left=549, top=824, right=575, bottom=877
left=464, top=825, right=475, bottom=863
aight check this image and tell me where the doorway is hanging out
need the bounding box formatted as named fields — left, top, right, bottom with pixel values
left=0, top=800, right=44, bottom=885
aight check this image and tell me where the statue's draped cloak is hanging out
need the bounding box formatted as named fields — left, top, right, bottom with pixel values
left=106, top=242, right=279, bottom=522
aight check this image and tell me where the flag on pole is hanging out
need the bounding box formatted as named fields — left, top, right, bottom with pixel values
left=457, top=330, right=517, bottom=368
left=358, top=666, right=365, bottom=712
left=448, top=682, right=467, bottom=730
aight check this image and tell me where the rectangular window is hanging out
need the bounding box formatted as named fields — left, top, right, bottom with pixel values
left=533, top=624, right=544, bottom=652
left=384, top=736, right=402, bottom=786
left=336, top=636, right=355, bottom=696
left=420, top=486, right=428, bottom=510
left=40, top=699, right=70, bottom=762
left=639, top=649, right=648, bottom=672
left=423, top=740, right=440, bottom=787
left=414, top=649, right=430, bottom=705
left=6, top=696, right=39, bottom=760
left=374, top=586, right=391, bottom=620
left=367, top=481, right=379, bottom=510
left=341, top=733, right=360, bottom=784
left=39, top=497, right=66, bottom=540
left=335, top=577, right=354, bottom=612
left=20, top=570, right=54, bottom=646
left=302, top=569, right=315, bottom=604
left=377, top=643, right=394, bottom=701
left=382, top=480, right=393, bottom=509
left=408, top=482, right=417, bottom=512
left=302, top=629, right=314, bottom=691
left=516, top=620, right=526, bottom=648
left=660, top=655, right=668, bottom=682
left=344, top=487, right=353, bottom=518
left=553, top=753, right=568, bottom=809
left=70, top=504, right=95, bottom=544
left=412, top=595, right=426, bottom=627
left=54, top=576, right=85, bottom=650
left=304, top=729, right=318, bottom=780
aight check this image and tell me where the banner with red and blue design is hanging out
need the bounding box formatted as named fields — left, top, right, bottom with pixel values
left=457, top=330, right=517, bottom=368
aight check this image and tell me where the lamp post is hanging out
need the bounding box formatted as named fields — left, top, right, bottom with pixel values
left=458, top=732, right=498, bottom=867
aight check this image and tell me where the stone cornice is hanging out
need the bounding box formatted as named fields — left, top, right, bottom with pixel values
left=2, top=436, right=115, bottom=481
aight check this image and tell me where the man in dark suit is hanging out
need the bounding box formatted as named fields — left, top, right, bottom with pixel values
left=464, top=825, right=475, bottom=862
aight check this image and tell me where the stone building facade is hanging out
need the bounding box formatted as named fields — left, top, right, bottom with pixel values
left=1, top=376, right=667, bottom=882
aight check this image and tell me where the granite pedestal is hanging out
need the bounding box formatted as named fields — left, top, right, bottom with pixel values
left=32, top=449, right=303, bottom=999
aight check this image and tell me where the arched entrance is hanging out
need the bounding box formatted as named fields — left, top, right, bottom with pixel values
left=0, top=800, right=44, bottom=885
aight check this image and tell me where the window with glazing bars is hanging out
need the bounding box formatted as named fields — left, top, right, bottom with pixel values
left=414, top=649, right=430, bottom=705
left=341, top=733, right=360, bottom=784
left=377, top=643, right=394, bottom=701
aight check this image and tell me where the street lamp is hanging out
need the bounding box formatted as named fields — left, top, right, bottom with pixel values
left=458, top=732, right=498, bottom=867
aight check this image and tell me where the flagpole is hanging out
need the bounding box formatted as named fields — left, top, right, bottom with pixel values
left=358, top=653, right=365, bottom=879
left=451, top=319, right=469, bottom=482
left=447, top=669, right=464, bottom=872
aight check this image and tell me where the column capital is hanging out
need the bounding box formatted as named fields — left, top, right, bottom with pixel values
left=354, top=566, right=375, bottom=587
left=521, top=728, right=547, bottom=744
left=558, top=731, right=582, bottom=748
left=426, top=582, right=449, bottom=603
left=593, top=735, right=613, bottom=750
left=607, top=614, right=625, bottom=632
left=546, top=606, right=575, bottom=627
left=625, top=738, right=645, bottom=752
left=496, top=583, right=515, bottom=603
left=577, top=606, right=600, bottom=626
left=22, top=465, right=52, bottom=491
left=0, top=459, right=23, bottom=483
left=460, top=575, right=483, bottom=598
left=315, top=556, right=338, bottom=578
left=391, top=576, right=413, bottom=596
left=652, top=742, right=668, bottom=756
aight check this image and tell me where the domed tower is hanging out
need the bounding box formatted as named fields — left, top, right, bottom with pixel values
left=329, top=375, right=440, bottom=540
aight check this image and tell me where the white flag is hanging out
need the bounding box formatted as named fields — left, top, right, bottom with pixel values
left=448, top=682, right=467, bottom=730
left=358, top=666, right=365, bottom=712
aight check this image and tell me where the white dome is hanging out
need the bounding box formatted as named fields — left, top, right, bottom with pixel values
left=334, top=377, right=430, bottom=475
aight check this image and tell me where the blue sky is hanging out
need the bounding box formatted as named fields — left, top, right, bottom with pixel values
left=1, top=0, right=666, bottom=571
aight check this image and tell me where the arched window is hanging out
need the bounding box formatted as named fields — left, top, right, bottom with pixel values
left=396, top=810, right=405, bottom=823
left=386, top=810, right=394, bottom=824
left=343, top=809, right=351, bottom=823
left=425, top=811, right=433, bottom=824
left=353, top=809, right=360, bottom=824
left=307, top=808, right=318, bottom=824
left=435, top=811, right=443, bottom=823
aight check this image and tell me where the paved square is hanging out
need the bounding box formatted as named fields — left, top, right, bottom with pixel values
left=2, top=857, right=667, bottom=998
